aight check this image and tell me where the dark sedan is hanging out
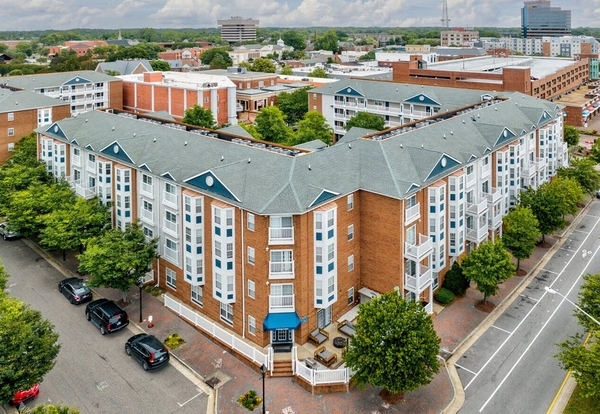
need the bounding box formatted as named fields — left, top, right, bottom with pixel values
left=125, top=333, right=170, bottom=371
left=58, top=277, right=93, bottom=305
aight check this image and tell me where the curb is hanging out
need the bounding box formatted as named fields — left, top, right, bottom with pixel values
left=441, top=199, right=595, bottom=414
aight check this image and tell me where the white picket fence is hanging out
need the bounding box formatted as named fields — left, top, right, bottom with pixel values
left=292, top=347, right=352, bottom=385
left=163, top=294, right=269, bottom=368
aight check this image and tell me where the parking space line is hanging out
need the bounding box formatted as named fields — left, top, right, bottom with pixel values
left=542, top=269, right=560, bottom=275
left=455, top=363, right=477, bottom=375
left=519, top=294, right=539, bottom=302
left=572, top=229, right=588, bottom=234
left=491, top=325, right=512, bottom=334
left=464, top=216, right=600, bottom=392
left=559, top=247, right=577, bottom=253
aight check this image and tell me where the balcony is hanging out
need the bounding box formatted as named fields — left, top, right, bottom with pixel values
left=527, top=160, right=538, bottom=177
left=164, top=219, right=177, bottom=234
left=481, top=162, right=491, bottom=177
left=163, top=245, right=178, bottom=262
left=405, top=234, right=433, bottom=262
left=163, top=191, right=178, bottom=207
left=466, top=171, right=476, bottom=187
left=405, top=202, right=420, bottom=225
left=467, top=195, right=488, bottom=216
left=67, top=178, right=95, bottom=199
left=466, top=225, right=489, bottom=243
left=405, top=264, right=433, bottom=292
left=269, top=294, right=295, bottom=312
left=72, top=154, right=80, bottom=166
left=140, top=208, right=153, bottom=223
left=269, top=227, right=294, bottom=245
left=488, top=211, right=502, bottom=229
left=485, top=187, right=502, bottom=205
left=141, top=182, right=153, bottom=196
left=269, top=260, right=295, bottom=279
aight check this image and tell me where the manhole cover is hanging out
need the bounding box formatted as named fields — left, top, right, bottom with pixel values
left=206, top=377, right=220, bottom=388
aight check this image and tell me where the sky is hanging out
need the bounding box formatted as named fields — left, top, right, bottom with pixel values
left=1, top=0, right=597, bottom=31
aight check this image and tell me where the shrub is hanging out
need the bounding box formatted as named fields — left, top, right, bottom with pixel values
left=442, top=261, right=470, bottom=296
left=434, top=287, right=454, bottom=304
left=164, top=333, right=186, bottom=350
left=237, top=390, right=262, bottom=411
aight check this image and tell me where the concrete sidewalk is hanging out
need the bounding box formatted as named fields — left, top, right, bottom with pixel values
left=24, top=203, right=590, bottom=414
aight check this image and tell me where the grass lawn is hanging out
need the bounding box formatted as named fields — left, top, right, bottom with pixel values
left=564, top=385, right=600, bottom=414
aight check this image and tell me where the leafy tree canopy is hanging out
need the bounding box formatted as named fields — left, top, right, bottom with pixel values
left=78, top=222, right=158, bottom=301
left=279, top=65, right=293, bottom=75
left=289, top=110, right=332, bottom=146
left=314, top=29, right=339, bottom=53
left=49, top=49, right=80, bottom=72
left=563, top=125, right=579, bottom=147
left=150, top=60, right=170, bottom=72
left=282, top=30, right=306, bottom=50
left=344, top=292, right=440, bottom=399
left=254, top=106, right=292, bottom=144
left=23, top=404, right=81, bottom=414
left=0, top=287, right=60, bottom=404
left=277, top=86, right=310, bottom=125
left=307, top=67, right=328, bottom=78
left=442, top=260, right=470, bottom=297
left=182, top=104, right=217, bottom=129
left=461, top=240, right=515, bottom=303
left=250, top=57, right=276, bottom=73
left=359, top=50, right=376, bottom=61
left=501, top=206, right=541, bottom=270
left=557, top=158, right=600, bottom=195
left=345, top=111, right=386, bottom=131
left=200, top=48, right=233, bottom=68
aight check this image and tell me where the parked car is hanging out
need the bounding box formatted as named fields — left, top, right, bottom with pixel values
left=85, top=299, right=129, bottom=335
left=10, top=383, right=39, bottom=406
left=0, top=222, right=19, bottom=240
left=596, top=188, right=600, bottom=199
left=58, top=277, right=93, bottom=305
left=125, top=333, right=170, bottom=371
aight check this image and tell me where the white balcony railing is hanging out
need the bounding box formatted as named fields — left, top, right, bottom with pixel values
left=163, top=191, right=177, bottom=206
left=485, top=187, right=502, bottom=205
left=268, top=227, right=294, bottom=245
left=269, top=294, right=295, bottom=312
left=164, top=219, right=177, bottom=233
left=481, top=162, right=491, bottom=177
left=269, top=261, right=295, bottom=279
left=467, top=195, right=488, bottom=216
left=488, top=212, right=502, bottom=229
left=72, top=154, right=80, bottom=166
left=67, top=178, right=95, bottom=199
left=405, top=234, right=433, bottom=261
left=527, top=160, right=538, bottom=177
left=141, top=182, right=153, bottom=196
left=163, top=245, right=178, bottom=262
left=140, top=208, right=153, bottom=223
left=405, top=202, right=420, bottom=224
left=466, top=171, right=476, bottom=187
left=405, top=264, right=433, bottom=292
left=466, top=225, right=489, bottom=243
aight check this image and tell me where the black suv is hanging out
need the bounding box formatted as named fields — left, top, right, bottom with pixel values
left=125, top=333, right=170, bottom=371
left=85, top=299, right=129, bottom=335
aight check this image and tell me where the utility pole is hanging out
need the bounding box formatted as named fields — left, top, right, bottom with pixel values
left=441, top=0, right=450, bottom=28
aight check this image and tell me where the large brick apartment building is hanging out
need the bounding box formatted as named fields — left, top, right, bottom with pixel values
left=0, top=88, right=70, bottom=164
left=36, top=86, right=567, bottom=358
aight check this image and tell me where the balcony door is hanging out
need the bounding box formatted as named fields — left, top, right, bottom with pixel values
left=317, top=305, right=332, bottom=329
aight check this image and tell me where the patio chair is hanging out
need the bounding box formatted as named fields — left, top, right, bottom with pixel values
left=308, top=327, right=329, bottom=346
left=314, top=345, right=337, bottom=367
left=337, top=319, right=356, bottom=337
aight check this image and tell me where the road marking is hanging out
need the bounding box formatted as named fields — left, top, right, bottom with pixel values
left=464, top=216, right=600, bottom=392
left=559, top=247, right=577, bottom=253
left=478, top=241, right=600, bottom=412
left=572, top=229, right=588, bottom=234
left=178, top=390, right=204, bottom=407
left=491, top=325, right=512, bottom=334
left=519, top=294, right=539, bottom=302
left=455, top=363, right=477, bottom=375
left=541, top=269, right=560, bottom=275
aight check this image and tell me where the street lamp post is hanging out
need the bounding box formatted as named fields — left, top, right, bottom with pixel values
left=544, top=286, right=600, bottom=327
left=260, top=363, right=267, bottom=414
left=138, top=277, right=143, bottom=323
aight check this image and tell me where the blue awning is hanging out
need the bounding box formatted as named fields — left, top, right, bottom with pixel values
left=263, top=312, right=301, bottom=330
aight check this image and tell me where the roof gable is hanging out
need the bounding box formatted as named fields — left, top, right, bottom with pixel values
left=425, top=154, right=461, bottom=182
left=64, top=76, right=92, bottom=85
left=45, top=123, right=68, bottom=141
left=184, top=171, right=240, bottom=202
left=309, top=189, right=339, bottom=208
left=495, top=127, right=517, bottom=146
left=335, top=86, right=364, bottom=97
left=100, top=141, right=134, bottom=164
left=405, top=93, right=441, bottom=106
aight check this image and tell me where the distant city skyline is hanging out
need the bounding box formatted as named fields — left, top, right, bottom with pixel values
left=1, top=0, right=593, bottom=32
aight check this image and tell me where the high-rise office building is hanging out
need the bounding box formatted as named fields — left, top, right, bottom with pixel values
left=521, top=0, right=571, bottom=38
left=217, top=17, right=259, bottom=43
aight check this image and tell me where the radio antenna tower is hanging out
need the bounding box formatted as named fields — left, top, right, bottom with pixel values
left=441, top=0, right=450, bottom=28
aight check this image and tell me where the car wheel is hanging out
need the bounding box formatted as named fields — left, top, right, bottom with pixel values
left=69, top=297, right=75, bottom=305
left=85, top=311, right=91, bottom=321
left=142, top=361, right=149, bottom=371
left=2, top=234, right=6, bottom=240
left=125, top=345, right=131, bottom=356
left=100, top=326, right=107, bottom=335
left=58, top=285, right=63, bottom=293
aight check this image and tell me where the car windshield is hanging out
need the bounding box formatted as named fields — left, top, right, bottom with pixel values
left=142, top=336, right=166, bottom=353
left=73, top=286, right=89, bottom=295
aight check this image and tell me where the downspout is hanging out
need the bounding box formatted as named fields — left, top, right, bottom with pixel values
left=241, top=210, right=246, bottom=338
left=154, top=255, right=161, bottom=288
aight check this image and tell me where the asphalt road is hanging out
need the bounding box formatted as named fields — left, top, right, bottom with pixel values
left=0, top=239, right=209, bottom=414
left=458, top=201, right=600, bottom=414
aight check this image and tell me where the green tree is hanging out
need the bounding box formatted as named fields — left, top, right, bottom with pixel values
left=39, top=197, right=111, bottom=260
left=359, top=50, right=376, bottom=61
left=345, top=111, right=386, bottom=131
left=502, top=206, right=541, bottom=271
left=307, top=67, right=328, bottom=78
left=557, top=158, right=600, bottom=196
left=289, top=111, right=332, bottom=146
left=461, top=240, right=515, bottom=304
left=563, top=125, right=579, bottom=147
left=49, top=49, right=80, bottom=72
left=182, top=104, right=217, bottom=129
left=442, top=260, right=470, bottom=296
left=282, top=31, right=306, bottom=50
left=314, top=29, right=339, bottom=53
left=519, top=180, right=575, bottom=243
left=277, top=87, right=310, bottom=125
left=5, top=181, right=76, bottom=237
left=238, top=122, right=261, bottom=139
left=254, top=106, right=292, bottom=144
left=78, top=222, right=158, bottom=301
left=548, top=177, right=584, bottom=217
left=150, top=60, right=170, bottom=71
left=279, top=65, right=293, bottom=75
left=200, top=48, right=232, bottom=68
left=0, top=285, right=60, bottom=404
left=104, top=69, right=121, bottom=76
left=24, top=404, right=81, bottom=414
left=344, top=292, right=440, bottom=403
left=573, top=272, right=600, bottom=332
left=251, top=57, right=276, bottom=73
